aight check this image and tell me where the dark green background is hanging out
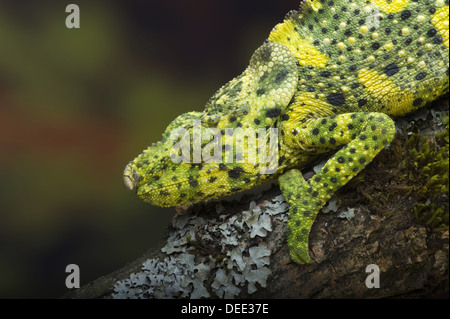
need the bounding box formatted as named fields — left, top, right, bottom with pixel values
left=0, top=0, right=297, bottom=298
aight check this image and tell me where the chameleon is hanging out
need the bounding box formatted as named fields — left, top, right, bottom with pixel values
left=123, top=0, right=449, bottom=264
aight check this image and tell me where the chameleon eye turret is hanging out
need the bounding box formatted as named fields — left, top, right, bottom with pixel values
left=124, top=0, right=449, bottom=264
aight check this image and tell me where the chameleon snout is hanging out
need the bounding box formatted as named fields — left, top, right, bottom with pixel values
left=123, top=164, right=140, bottom=191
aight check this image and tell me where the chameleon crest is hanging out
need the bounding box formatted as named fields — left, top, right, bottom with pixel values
left=125, top=0, right=449, bottom=264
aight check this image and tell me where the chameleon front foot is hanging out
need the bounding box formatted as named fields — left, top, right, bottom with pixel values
left=280, top=113, right=396, bottom=264
left=280, top=169, right=316, bottom=264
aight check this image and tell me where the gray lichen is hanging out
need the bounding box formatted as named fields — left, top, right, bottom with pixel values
left=112, top=194, right=289, bottom=299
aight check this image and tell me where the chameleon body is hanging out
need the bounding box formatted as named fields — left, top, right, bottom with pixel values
left=124, top=0, right=449, bottom=264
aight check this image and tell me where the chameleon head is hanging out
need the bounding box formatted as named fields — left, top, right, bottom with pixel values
left=124, top=41, right=300, bottom=207
left=122, top=113, right=259, bottom=207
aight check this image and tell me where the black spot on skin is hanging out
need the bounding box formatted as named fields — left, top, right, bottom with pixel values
left=400, top=10, right=411, bottom=20
left=275, top=70, right=288, bottom=83
left=358, top=99, right=367, bottom=108
left=256, top=88, right=266, bottom=96
left=330, top=177, right=337, bottom=183
left=229, top=116, right=237, bottom=122
left=219, top=163, right=227, bottom=170
left=349, top=65, right=357, bottom=71
left=228, top=167, right=245, bottom=179
left=328, top=123, right=337, bottom=131
left=319, top=137, right=326, bottom=144
left=320, top=71, right=331, bottom=77
left=359, top=157, right=366, bottom=164
left=415, top=72, right=426, bottom=80
left=329, top=137, right=336, bottom=145
left=427, top=28, right=437, bottom=37
left=372, top=42, right=381, bottom=50
left=266, top=107, right=281, bottom=118
left=433, top=36, right=443, bottom=44
left=327, top=93, right=346, bottom=106
left=189, top=179, right=199, bottom=187
left=209, top=176, right=217, bottom=183
left=384, top=63, right=400, bottom=76
left=337, top=156, right=345, bottom=163
left=254, top=118, right=261, bottom=125
left=312, top=128, right=320, bottom=135
left=413, top=98, right=423, bottom=106
left=281, top=114, right=290, bottom=121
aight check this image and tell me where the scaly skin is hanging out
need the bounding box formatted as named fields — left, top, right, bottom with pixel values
left=123, top=0, right=449, bottom=264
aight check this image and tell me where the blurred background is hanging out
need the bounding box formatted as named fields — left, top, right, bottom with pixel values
left=0, top=0, right=297, bottom=298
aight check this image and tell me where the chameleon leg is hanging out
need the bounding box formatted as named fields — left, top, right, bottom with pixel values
left=279, top=112, right=396, bottom=264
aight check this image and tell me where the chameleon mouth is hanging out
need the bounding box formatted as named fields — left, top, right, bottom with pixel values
left=123, top=164, right=140, bottom=191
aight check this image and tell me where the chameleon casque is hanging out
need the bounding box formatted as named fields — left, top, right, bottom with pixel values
left=124, top=0, right=449, bottom=264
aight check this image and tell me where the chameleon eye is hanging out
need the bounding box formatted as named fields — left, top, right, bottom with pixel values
left=123, top=164, right=140, bottom=191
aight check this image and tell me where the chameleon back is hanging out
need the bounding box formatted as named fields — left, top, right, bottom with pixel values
left=269, top=0, right=449, bottom=117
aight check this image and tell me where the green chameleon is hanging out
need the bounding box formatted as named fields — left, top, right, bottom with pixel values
left=123, top=0, right=449, bottom=264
